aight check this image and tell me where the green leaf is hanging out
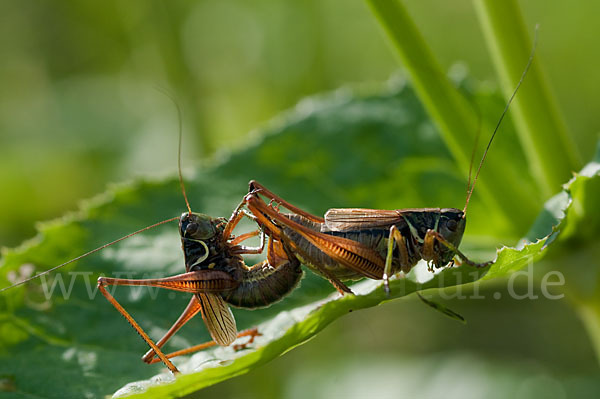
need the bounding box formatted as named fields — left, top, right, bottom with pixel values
left=115, top=153, right=598, bottom=398
left=364, top=0, right=541, bottom=232
left=0, top=80, right=597, bottom=399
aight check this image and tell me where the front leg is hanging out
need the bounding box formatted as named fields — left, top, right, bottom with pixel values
left=222, top=197, right=260, bottom=241
left=424, top=230, right=493, bottom=268
left=422, top=229, right=442, bottom=270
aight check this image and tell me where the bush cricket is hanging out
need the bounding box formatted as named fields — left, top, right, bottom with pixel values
left=224, top=34, right=537, bottom=298
left=1, top=112, right=306, bottom=374
left=2, top=30, right=537, bottom=375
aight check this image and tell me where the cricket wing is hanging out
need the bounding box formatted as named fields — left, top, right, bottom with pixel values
left=196, top=293, right=238, bottom=346
left=324, top=208, right=404, bottom=232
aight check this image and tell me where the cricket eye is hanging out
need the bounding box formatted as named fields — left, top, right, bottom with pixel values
left=185, top=222, right=199, bottom=236
left=447, top=219, right=458, bottom=232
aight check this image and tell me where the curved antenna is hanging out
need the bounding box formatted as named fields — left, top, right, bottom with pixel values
left=463, top=25, right=539, bottom=215
left=176, top=102, right=192, bottom=215
left=466, top=102, right=483, bottom=194
left=155, top=87, right=193, bottom=215
left=2, top=90, right=196, bottom=292
left=0, top=216, right=178, bottom=292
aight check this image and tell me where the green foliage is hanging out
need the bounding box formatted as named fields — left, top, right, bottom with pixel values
left=1, top=78, right=598, bottom=398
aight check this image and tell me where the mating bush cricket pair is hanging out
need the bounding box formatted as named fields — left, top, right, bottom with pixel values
left=2, top=36, right=537, bottom=374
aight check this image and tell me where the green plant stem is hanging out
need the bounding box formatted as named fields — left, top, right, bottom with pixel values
left=560, top=240, right=600, bottom=365
left=474, top=0, right=581, bottom=198
left=575, top=301, right=600, bottom=361
left=364, top=0, right=538, bottom=234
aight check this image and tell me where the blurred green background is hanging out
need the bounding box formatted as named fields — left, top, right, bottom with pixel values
left=1, top=0, right=598, bottom=397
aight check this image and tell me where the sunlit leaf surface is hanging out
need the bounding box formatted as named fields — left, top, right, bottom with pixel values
left=0, top=80, right=598, bottom=398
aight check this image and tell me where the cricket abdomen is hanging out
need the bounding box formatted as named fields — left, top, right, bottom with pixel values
left=221, top=256, right=303, bottom=309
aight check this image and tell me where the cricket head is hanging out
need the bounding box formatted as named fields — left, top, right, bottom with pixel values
left=437, top=208, right=466, bottom=265
left=179, top=212, right=228, bottom=271
left=439, top=208, right=466, bottom=241
left=402, top=208, right=466, bottom=266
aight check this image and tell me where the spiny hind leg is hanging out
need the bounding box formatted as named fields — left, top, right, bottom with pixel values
left=142, top=295, right=202, bottom=364
left=97, top=280, right=179, bottom=373
left=245, top=199, right=353, bottom=295
left=248, top=180, right=325, bottom=223
left=144, top=328, right=262, bottom=365
left=232, top=327, right=261, bottom=351
left=98, top=270, right=243, bottom=373
left=142, top=296, right=262, bottom=365
left=246, top=193, right=386, bottom=280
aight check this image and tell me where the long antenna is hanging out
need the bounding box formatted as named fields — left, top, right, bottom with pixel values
left=2, top=90, right=194, bottom=293
left=466, top=104, right=483, bottom=194
left=156, top=87, right=193, bottom=215
left=0, top=216, right=178, bottom=292
left=176, top=102, right=192, bottom=215
left=463, top=24, right=539, bottom=214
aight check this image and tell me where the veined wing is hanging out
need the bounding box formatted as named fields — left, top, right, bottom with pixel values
left=324, top=208, right=404, bottom=232
left=196, top=293, right=237, bottom=346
